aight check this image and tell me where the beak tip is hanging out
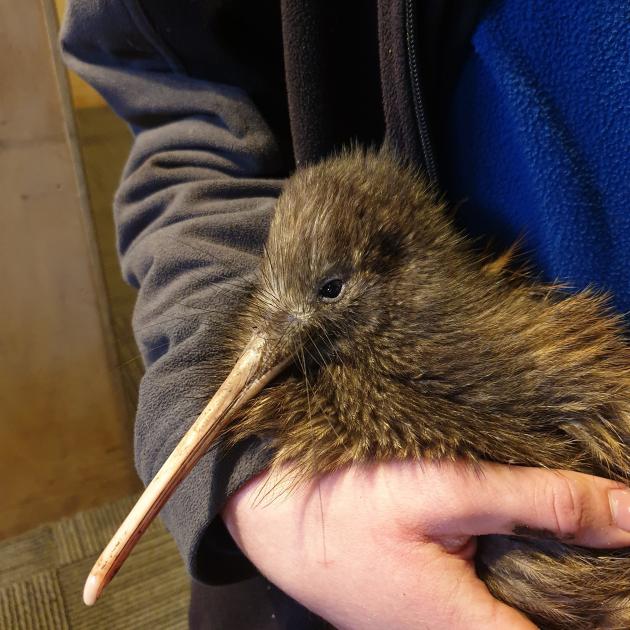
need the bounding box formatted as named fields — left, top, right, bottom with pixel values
left=83, top=575, right=99, bottom=606
left=78, top=333, right=285, bottom=601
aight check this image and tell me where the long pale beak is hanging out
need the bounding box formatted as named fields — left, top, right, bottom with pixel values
left=83, top=333, right=290, bottom=606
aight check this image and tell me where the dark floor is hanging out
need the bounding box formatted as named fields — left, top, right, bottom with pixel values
left=0, top=494, right=189, bottom=629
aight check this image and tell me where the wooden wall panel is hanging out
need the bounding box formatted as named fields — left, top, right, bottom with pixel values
left=0, top=0, right=140, bottom=539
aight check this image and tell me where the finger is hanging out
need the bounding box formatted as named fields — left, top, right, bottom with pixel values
left=418, top=461, right=630, bottom=548
left=430, top=551, right=538, bottom=630
left=453, top=566, right=538, bottom=630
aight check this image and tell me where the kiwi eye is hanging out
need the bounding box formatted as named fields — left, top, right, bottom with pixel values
left=318, top=278, right=344, bottom=301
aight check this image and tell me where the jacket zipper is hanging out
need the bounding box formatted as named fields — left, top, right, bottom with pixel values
left=404, top=0, right=439, bottom=183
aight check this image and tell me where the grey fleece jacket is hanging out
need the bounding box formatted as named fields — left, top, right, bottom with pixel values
left=61, top=1, right=282, bottom=582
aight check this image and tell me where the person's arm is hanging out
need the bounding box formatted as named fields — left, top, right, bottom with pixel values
left=61, top=7, right=630, bottom=626
left=60, top=0, right=284, bottom=582
left=224, top=460, right=630, bottom=629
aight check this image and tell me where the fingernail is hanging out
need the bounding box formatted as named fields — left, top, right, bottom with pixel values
left=609, top=489, right=630, bottom=531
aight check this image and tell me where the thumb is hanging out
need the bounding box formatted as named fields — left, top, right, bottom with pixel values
left=448, top=563, right=538, bottom=630
left=421, top=462, right=630, bottom=548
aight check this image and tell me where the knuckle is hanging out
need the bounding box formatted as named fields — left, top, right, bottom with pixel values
left=547, top=476, right=586, bottom=537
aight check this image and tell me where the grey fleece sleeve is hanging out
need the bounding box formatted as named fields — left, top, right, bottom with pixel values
left=60, top=0, right=284, bottom=582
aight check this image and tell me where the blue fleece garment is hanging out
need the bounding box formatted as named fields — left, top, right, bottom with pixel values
left=444, top=1, right=629, bottom=318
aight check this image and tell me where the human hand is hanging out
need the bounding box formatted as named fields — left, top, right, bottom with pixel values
left=222, top=460, right=630, bottom=629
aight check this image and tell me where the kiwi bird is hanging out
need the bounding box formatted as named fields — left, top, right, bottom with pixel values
left=85, top=150, right=630, bottom=629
